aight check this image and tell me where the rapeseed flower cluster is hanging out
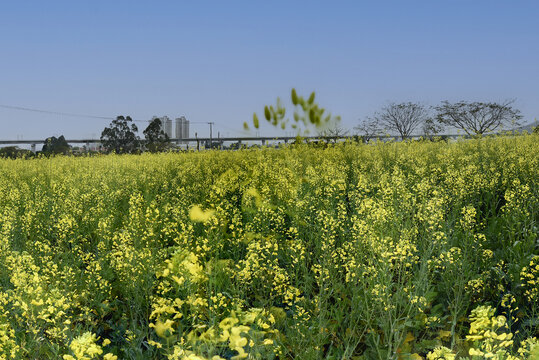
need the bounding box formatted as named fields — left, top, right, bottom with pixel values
left=0, top=134, right=537, bottom=358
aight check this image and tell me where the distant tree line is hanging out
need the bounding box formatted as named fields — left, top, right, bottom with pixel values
left=0, top=146, right=33, bottom=159
left=0, top=117, right=172, bottom=158
left=99, top=116, right=171, bottom=154
left=355, top=100, right=523, bottom=141
left=2, top=98, right=535, bottom=158
left=250, top=89, right=528, bottom=142
left=0, top=136, right=71, bottom=158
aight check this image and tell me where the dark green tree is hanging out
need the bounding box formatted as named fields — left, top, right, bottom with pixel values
left=100, top=116, right=140, bottom=154
left=0, top=146, right=33, bottom=159
left=143, top=118, right=171, bottom=152
left=42, top=135, right=70, bottom=154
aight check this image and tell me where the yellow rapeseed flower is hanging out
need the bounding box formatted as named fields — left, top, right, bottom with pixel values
left=189, top=205, right=215, bottom=222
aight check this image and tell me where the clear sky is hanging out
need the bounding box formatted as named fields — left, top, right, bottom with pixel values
left=1, top=0, right=538, bottom=140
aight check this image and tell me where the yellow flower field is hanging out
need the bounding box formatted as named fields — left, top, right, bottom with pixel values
left=0, top=135, right=537, bottom=359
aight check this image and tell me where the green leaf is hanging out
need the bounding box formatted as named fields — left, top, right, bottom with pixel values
left=309, top=109, right=315, bottom=123
left=291, top=88, right=298, bottom=105
left=308, top=92, right=315, bottom=104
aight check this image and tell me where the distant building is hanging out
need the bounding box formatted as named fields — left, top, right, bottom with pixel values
left=175, top=117, right=183, bottom=139
left=163, top=116, right=173, bottom=138
left=183, top=118, right=189, bottom=142
left=175, top=116, right=189, bottom=144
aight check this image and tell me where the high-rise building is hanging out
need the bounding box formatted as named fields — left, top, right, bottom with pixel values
left=150, top=115, right=187, bottom=143
left=162, top=116, right=173, bottom=138
left=175, top=116, right=189, bottom=143
left=183, top=118, right=189, bottom=142
left=175, top=117, right=184, bottom=140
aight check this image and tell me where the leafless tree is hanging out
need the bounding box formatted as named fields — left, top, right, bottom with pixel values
left=435, top=100, right=522, bottom=136
left=318, top=125, right=349, bottom=143
left=374, top=102, right=429, bottom=140
left=354, top=117, right=381, bottom=142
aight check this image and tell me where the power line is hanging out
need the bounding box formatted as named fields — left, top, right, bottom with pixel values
left=0, top=104, right=118, bottom=121
left=0, top=103, right=253, bottom=136
left=0, top=104, right=171, bottom=123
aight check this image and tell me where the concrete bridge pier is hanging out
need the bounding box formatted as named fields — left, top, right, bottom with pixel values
left=31, top=143, right=36, bottom=152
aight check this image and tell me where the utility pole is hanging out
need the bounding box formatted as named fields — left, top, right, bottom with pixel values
left=208, top=122, right=214, bottom=149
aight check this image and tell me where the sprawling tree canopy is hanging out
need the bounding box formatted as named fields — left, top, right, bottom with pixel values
left=435, top=100, right=522, bottom=135
left=374, top=102, right=429, bottom=140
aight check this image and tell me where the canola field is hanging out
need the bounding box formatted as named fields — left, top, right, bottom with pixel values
left=0, top=135, right=538, bottom=360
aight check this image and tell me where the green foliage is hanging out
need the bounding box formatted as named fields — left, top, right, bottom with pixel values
left=252, top=113, right=260, bottom=129
left=244, top=88, right=341, bottom=134
left=143, top=118, right=171, bottom=153
left=42, top=135, right=70, bottom=155
left=100, top=115, right=140, bottom=154
left=0, top=146, right=33, bottom=159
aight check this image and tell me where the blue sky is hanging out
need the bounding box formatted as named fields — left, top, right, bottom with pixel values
left=1, top=1, right=538, bottom=140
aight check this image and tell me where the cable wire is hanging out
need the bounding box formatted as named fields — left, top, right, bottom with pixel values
left=0, top=104, right=117, bottom=120
left=0, top=104, right=157, bottom=123
left=0, top=103, right=252, bottom=135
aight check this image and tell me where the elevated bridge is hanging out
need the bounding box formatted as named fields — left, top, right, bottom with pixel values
left=0, top=134, right=464, bottom=152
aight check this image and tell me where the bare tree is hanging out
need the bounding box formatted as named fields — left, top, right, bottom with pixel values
left=318, top=125, right=349, bottom=143
left=435, top=100, right=522, bottom=136
left=374, top=102, right=429, bottom=140
left=354, top=117, right=381, bottom=143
